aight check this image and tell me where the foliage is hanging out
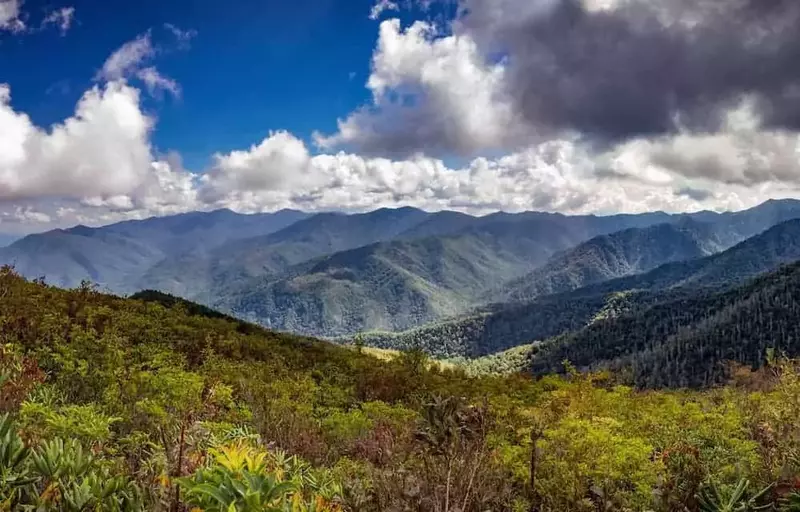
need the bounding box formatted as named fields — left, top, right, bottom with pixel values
left=696, top=478, right=773, bottom=512
left=2, top=266, right=800, bottom=510
left=533, top=261, right=800, bottom=387
left=179, top=443, right=343, bottom=511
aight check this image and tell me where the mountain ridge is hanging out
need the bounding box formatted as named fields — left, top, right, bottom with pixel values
left=356, top=217, right=800, bottom=358
left=3, top=199, right=800, bottom=339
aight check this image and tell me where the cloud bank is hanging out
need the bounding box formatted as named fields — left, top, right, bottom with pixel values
left=1, top=0, right=800, bottom=233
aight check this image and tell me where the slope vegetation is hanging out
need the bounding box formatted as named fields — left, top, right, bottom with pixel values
left=501, top=220, right=730, bottom=302
left=365, top=218, right=800, bottom=358
left=532, top=261, right=800, bottom=388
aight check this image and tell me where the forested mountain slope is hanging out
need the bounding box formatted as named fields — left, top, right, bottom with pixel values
left=353, top=292, right=621, bottom=358
left=501, top=220, right=731, bottom=302
left=221, top=232, right=540, bottom=336
left=577, top=217, right=800, bottom=296
left=531, top=261, right=800, bottom=388
left=138, top=206, right=694, bottom=329
left=0, top=209, right=309, bottom=291
left=361, top=218, right=800, bottom=358
left=215, top=213, right=721, bottom=337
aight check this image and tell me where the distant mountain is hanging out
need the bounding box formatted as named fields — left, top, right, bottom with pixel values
left=361, top=217, right=800, bottom=358
left=4, top=199, right=800, bottom=339
left=200, top=209, right=711, bottom=337
left=100, top=208, right=309, bottom=255
left=221, top=232, right=539, bottom=336
left=708, top=198, right=800, bottom=240
left=137, top=207, right=437, bottom=300
left=0, top=209, right=309, bottom=291
left=577, top=217, right=800, bottom=296
left=140, top=206, right=683, bottom=309
left=0, top=228, right=164, bottom=290
left=530, top=260, right=800, bottom=388
left=500, top=220, right=732, bottom=302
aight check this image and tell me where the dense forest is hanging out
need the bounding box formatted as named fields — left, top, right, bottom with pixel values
left=532, top=261, right=800, bottom=388
left=2, top=265, right=800, bottom=510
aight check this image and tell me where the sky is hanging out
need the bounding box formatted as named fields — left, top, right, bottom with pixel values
left=1, top=0, right=800, bottom=234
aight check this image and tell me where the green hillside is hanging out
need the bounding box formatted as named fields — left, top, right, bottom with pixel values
left=4, top=265, right=800, bottom=510
left=223, top=233, right=539, bottom=336
left=369, top=218, right=800, bottom=358
left=501, top=220, right=731, bottom=302
left=532, top=260, right=800, bottom=388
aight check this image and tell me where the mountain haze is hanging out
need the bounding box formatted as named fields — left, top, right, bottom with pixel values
left=0, top=209, right=309, bottom=291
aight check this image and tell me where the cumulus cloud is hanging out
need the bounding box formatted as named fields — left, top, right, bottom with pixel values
left=321, top=0, right=800, bottom=158
left=0, top=110, right=796, bottom=233
left=195, top=129, right=799, bottom=217
left=0, top=80, right=199, bottom=218
left=315, top=19, right=524, bottom=157
left=0, top=0, right=24, bottom=32
left=0, top=206, right=52, bottom=224
left=604, top=98, right=800, bottom=187
left=465, top=0, right=800, bottom=142
left=202, top=131, right=313, bottom=202
left=0, top=82, right=155, bottom=200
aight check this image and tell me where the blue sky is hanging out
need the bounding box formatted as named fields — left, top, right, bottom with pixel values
left=0, top=0, right=799, bottom=234
left=1, top=0, right=396, bottom=169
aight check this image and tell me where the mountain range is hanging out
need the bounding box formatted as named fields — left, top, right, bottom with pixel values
left=3, top=199, right=800, bottom=345
left=357, top=217, right=800, bottom=358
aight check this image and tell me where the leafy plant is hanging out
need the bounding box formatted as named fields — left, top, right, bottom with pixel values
left=0, top=414, right=35, bottom=507
left=179, top=443, right=342, bottom=512
left=697, top=478, right=773, bottom=512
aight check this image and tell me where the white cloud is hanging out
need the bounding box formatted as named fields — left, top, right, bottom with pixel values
left=96, top=30, right=184, bottom=97
left=1, top=206, right=52, bottom=224
left=0, top=105, right=797, bottom=233
left=201, top=131, right=314, bottom=203
left=315, top=19, right=525, bottom=158
left=0, top=0, right=24, bottom=32
left=41, top=6, right=75, bottom=35
left=369, top=0, right=399, bottom=20
left=136, top=67, right=181, bottom=97
left=198, top=130, right=800, bottom=217
left=606, top=98, right=800, bottom=187
left=97, top=32, right=155, bottom=81
left=0, top=81, right=160, bottom=202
